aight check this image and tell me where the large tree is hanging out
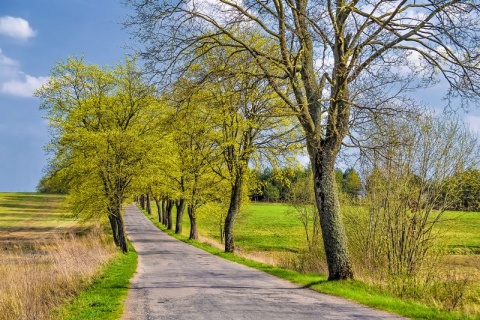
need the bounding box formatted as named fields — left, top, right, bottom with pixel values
left=126, top=0, right=480, bottom=279
left=36, top=57, right=161, bottom=252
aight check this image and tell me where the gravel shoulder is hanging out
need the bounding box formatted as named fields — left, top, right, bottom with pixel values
left=122, top=204, right=406, bottom=320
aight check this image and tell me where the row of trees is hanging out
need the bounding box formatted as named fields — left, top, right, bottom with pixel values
left=36, top=54, right=301, bottom=255
left=38, top=0, right=480, bottom=281
left=248, top=166, right=361, bottom=202
left=125, top=0, right=480, bottom=280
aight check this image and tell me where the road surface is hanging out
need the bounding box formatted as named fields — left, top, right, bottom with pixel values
left=122, top=204, right=405, bottom=319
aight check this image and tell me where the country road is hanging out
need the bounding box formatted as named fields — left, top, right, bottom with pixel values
left=122, top=204, right=405, bottom=320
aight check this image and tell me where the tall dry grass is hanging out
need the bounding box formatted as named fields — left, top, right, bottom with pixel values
left=0, top=226, right=115, bottom=320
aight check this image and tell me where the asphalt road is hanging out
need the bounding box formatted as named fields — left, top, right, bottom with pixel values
left=122, top=204, right=405, bottom=320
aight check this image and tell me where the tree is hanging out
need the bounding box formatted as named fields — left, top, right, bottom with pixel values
left=126, top=0, right=480, bottom=279
left=36, top=56, right=161, bottom=253
left=171, top=43, right=301, bottom=251
left=167, top=79, right=226, bottom=240
left=343, top=168, right=362, bottom=199
left=441, top=169, right=480, bottom=211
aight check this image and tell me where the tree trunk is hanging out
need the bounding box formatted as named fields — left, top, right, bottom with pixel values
left=224, top=172, right=244, bottom=253
left=146, top=193, right=152, bottom=214
left=108, top=204, right=128, bottom=253
left=309, top=138, right=353, bottom=280
left=187, top=204, right=198, bottom=240
left=108, top=214, right=119, bottom=247
left=139, top=194, right=145, bottom=210
left=115, top=213, right=128, bottom=253
left=166, top=199, right=174, bottom=230
left=153, top=196, right=162, bottom=223
left=161, top=198, right=167, bottom=225
left=175, top=198, right=185, bottom=234
left=220, top=221, right=224, bottom=244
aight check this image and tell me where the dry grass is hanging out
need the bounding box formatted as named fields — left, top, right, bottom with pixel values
left=0, top=228, right=115, bottom=320
left=0, top=193, right=116, bottom=320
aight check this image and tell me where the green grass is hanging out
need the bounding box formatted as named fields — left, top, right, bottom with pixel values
left=173, top=202, right=306, bottom=252
left=53, top=242, right=138, bottom=320
left=436, top=210, right=480, bottom=254
left=142, top=204, right=480, bottom=320
left=0, top=192, right=71, bottom=227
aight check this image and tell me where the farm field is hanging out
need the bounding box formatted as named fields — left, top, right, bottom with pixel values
left=179, top=203, right=480, bottom=256
left=0, top=193, right=79, bottom=245
left=0, top=193, right=116, bottom=320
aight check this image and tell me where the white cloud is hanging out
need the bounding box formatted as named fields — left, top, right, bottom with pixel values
left=0, top=48, right=48, bottom=98
left=466, top=115, right=480, bottom=133
left=1, top=73, right=48, bottom=98
left=0, top=48, right=19, bottom=79
left=0, top=16, right=36, bottom=39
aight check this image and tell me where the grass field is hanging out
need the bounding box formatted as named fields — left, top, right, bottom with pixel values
left=0, top=193, right=81, bottom=245
left=0, top=192, right=135, bottom=320
left=438, top=211, right=480, bottom=254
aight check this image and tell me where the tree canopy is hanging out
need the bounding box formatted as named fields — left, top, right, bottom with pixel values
left=36, top=56, right=162, bottom=252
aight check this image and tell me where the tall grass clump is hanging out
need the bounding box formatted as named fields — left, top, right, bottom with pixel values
left=0, top=226, right=115, bottom=320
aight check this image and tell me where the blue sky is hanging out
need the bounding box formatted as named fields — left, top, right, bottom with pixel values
left=1, top=1, right=479, bottom=192
left=0, top=0, right=133, bottom=191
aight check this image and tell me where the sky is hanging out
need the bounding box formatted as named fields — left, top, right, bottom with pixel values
left=0, top=1, right=479, bottom=192
left=0, top=0, right=134, bottom=191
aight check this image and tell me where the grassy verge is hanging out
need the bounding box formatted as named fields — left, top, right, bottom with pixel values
left=141, top=207, right=473, bottom=320
left=53, top=242, right=138, bottom=320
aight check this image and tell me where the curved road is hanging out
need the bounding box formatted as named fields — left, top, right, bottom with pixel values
left=122, top=204, right=405, bottom=320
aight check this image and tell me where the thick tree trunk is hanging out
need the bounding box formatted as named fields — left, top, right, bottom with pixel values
left=187, top=205, right=198, bottom=240
left=166, top=199, right=174, bottom=230
left=175, top=198, right=185, bottom=234
left=108, top=204, right=128, bottom=253
left=139, top=194, right=145, bottom=210
left=108, top=214, right=119, bottom=247
left=224, top=173, right=244, bottom=253
left=308, top=138, right=353, bottom=280
left=115, top=213, right=128, bottom=253
left=146, top=193, right=152, bottom=214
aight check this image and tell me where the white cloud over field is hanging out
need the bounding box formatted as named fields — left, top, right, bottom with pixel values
left=0, top=16, right=36, bottom=40
left=0, top=18, right=47, bottom=98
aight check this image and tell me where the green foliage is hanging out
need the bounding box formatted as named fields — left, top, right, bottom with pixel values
left=342, top=168, right=362, bottom=199
left=252, top=166, right=310, bottom=202
left=36, top=56, right=162, bottom=251
left=441, top=169, right=480, bottom=211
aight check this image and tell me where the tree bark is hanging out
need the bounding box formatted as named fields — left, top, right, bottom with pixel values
left=175, top=198, right=185, bottom=234
left=146, top=193, right=152, bottom=214
left=187, top=204, right=198, bottom=240
left=139, top=194, right=145, bottom=210
left=108, top=214, right=119, bottom=247
left=115, top=213, right=128, bottom=253
left=161, top=197, right=167, bottom=226
left=224, top=172, right=244, bottom=253
left=108, top=203, right=128, bottom=253
left=308, top=136, right=353, bottom=280
left=153, top=196, right=162, bottom=223
left=166, top=199, right=174, bottom=230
